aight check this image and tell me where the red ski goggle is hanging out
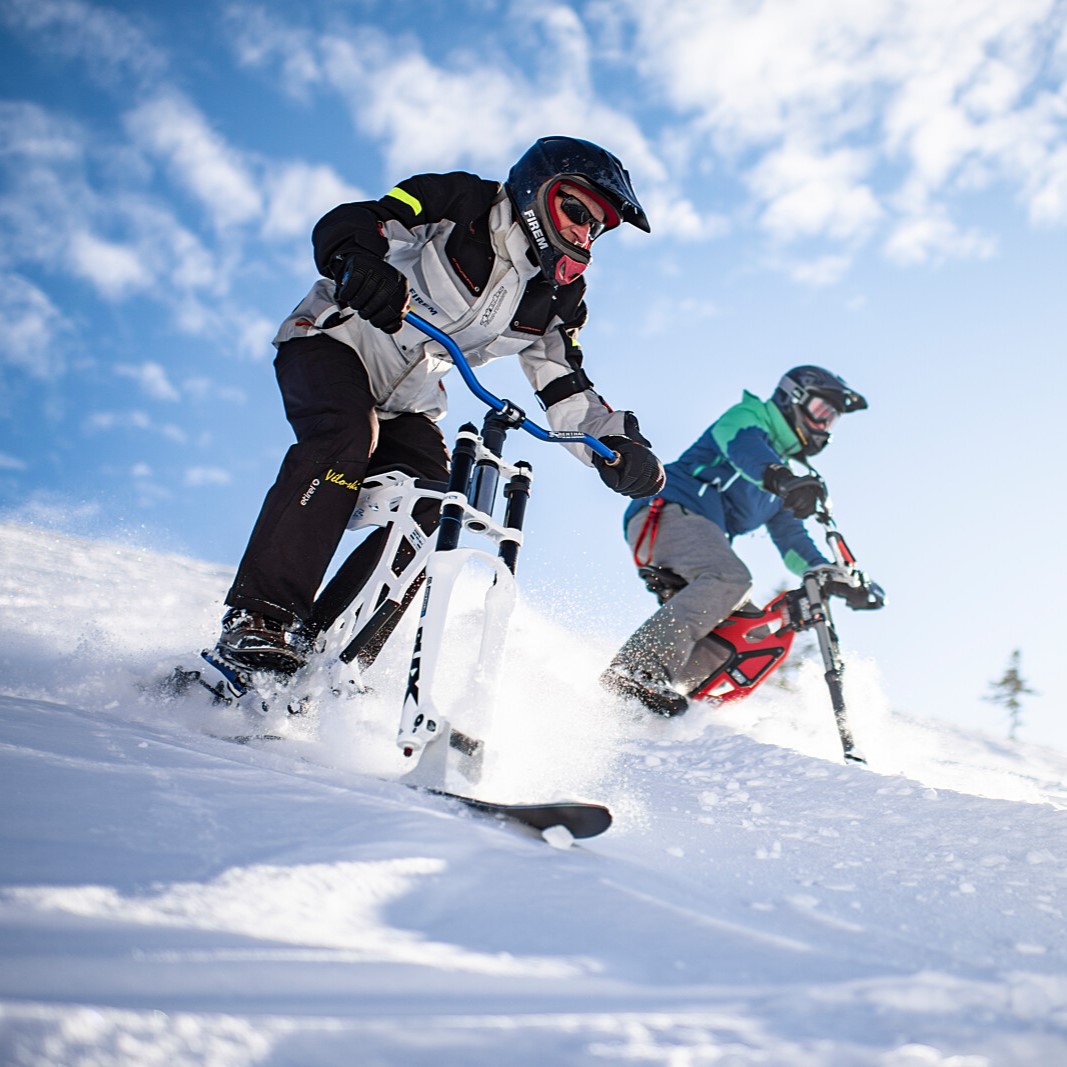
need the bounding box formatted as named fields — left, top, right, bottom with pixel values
left=802, top=396, right=840, bottom=429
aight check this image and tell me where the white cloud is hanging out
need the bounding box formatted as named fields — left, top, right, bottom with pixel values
left=226, top=2, right=322, bottom=99
left=748, top=140, right=883, bottom=242
left=628, top=187, right=728, bottom=243
left=0, top=100, right=84, bottom=164
left=231, top=9, right=675, bottom=220
left=783, top=253, right=855, bottom=287
left=0, top=0, right=167, bottom=88
left=129, top=461, right=176, bottom=505
left=640, top=293, right=719, bottom=336
left=622, top=0, right=890, bottom=147
left=182, top=378, right=247, bottom=405
left=227, top=7, right=740, bottom=289
left=234, top=315, right=279, bottom=362
left=0, top=453, right=28, bottom=471
left=114, top=362, right=181, bottom=402
left=884, top=210, right=997, bottom=265
left=0, top=105, right=94, bottom=283
left=84, top=410, right=189, bottom=444
left=0, top=273, right=67, bottom=379
left=1019, top=136, right=1067, bottom=226
left=323, top=21, right=708, bottom=254
left=160, top=423, right=187, bottom=445
left=70, top=232, right=146, bottom=300
left=617, top=0, right=1067, bottom=267
left=0, top=95, right=314, bottom=362
left=184, top=467, right=231, bottom=488
left=125, top=93, right=263, bottom=228
left=0, top=104, right=228, bottom=314
left=86, top=410, right=151, bottom=432
left=263, top=163, right=364, bottom=239
left=319, top=34, right=542, bottom=177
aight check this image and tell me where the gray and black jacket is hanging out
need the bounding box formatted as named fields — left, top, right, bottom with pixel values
left=274, top=170, right=637, bottom=461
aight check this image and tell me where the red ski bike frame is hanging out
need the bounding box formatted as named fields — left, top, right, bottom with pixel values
left=644, top=505, right=884, bottom=763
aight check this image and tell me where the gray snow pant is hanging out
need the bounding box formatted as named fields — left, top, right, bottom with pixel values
left=613, top=503, right=754, bottom=694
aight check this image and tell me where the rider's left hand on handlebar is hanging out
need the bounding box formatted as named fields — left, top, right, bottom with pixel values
left=847, top=575, right=886, bottom=610
left=806, top=564, right=886, bottom=610
left=593, top=436, right=665, bottom=498
left=804, top=562, right=854, bottom=585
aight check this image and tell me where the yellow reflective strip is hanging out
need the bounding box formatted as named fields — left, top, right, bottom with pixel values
left=386, top=186, right=423, bottom=216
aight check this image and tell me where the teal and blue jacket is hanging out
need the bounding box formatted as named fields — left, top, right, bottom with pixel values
left=624, top=391, right=828, bottom=575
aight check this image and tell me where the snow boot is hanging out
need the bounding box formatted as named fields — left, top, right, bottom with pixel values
left=212, top=608, right=307, bottom=677
left=600, top=658, right=688, bottom=717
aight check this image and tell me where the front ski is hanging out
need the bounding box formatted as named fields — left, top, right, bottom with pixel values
left=194, top=729, right=613, bottom=840
left=154, top=681, right=613, bottom=840
left=417, top=787, right=613, bottom=840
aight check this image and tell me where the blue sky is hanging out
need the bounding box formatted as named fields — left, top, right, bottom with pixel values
left=2, top=0, right=1067, bottom=752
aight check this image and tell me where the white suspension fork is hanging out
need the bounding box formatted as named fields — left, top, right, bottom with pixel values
left=396, top=547, right=517, bottom=762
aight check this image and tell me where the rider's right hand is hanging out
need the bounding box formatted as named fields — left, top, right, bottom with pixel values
left=331, top=249, right=410, bottom=334
left=763, top=464, right=827, bottom=519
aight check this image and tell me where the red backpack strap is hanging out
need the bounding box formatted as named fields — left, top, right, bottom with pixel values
left=632, top=497, right=666, bottom=567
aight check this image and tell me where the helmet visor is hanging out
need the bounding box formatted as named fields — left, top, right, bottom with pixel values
left=802, top=395, right=840, bottom=430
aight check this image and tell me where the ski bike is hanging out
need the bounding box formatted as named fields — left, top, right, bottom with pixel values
left=636, top=501, right=885, bottom=763
left=183, top=312, right=617, bottom=838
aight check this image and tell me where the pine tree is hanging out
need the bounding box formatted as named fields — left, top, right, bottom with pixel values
left=984, top=649, right=1036, bottom=741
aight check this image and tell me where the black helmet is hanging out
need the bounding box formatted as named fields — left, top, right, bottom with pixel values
left=505, top=136, right=650, bottom=286
left=772, top=366, right=868, bottom=456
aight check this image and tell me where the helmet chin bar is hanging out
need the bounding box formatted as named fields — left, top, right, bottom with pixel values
left=532, top=179, right=594, bottom=282
left=555, top=254, right=588, bottom=285
left=794, top=415, right=831, bottom=456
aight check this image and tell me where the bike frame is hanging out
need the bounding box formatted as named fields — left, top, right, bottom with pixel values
left=300, top=314, right=618, bottom=788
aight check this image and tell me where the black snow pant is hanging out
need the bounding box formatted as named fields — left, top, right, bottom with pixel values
left=226, top=335, right=450, bottom=627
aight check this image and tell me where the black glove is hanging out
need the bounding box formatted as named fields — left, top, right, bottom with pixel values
left=331, top=249, right=409, bottom=334
left=763, top=463, right=826, bottom=519
left=594, top=436, right=666, bottom=499
left=842, top=575, right=886, bottom=611
left=805, top=564, right=887, bottom=610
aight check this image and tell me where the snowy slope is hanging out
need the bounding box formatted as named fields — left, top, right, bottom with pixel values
left=1, top=521, right=1066, bottom=1066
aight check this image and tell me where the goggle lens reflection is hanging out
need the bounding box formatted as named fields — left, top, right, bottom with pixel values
left=559, top=195, right=606, bottom=239
left=804, top=396, right=840, bottom=428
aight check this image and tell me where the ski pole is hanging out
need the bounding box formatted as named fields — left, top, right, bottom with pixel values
left=404, top=312, right=617, bottom=462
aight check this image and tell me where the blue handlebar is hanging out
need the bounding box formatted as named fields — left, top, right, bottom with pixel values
left=404, top=312, right=616, bottom=462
